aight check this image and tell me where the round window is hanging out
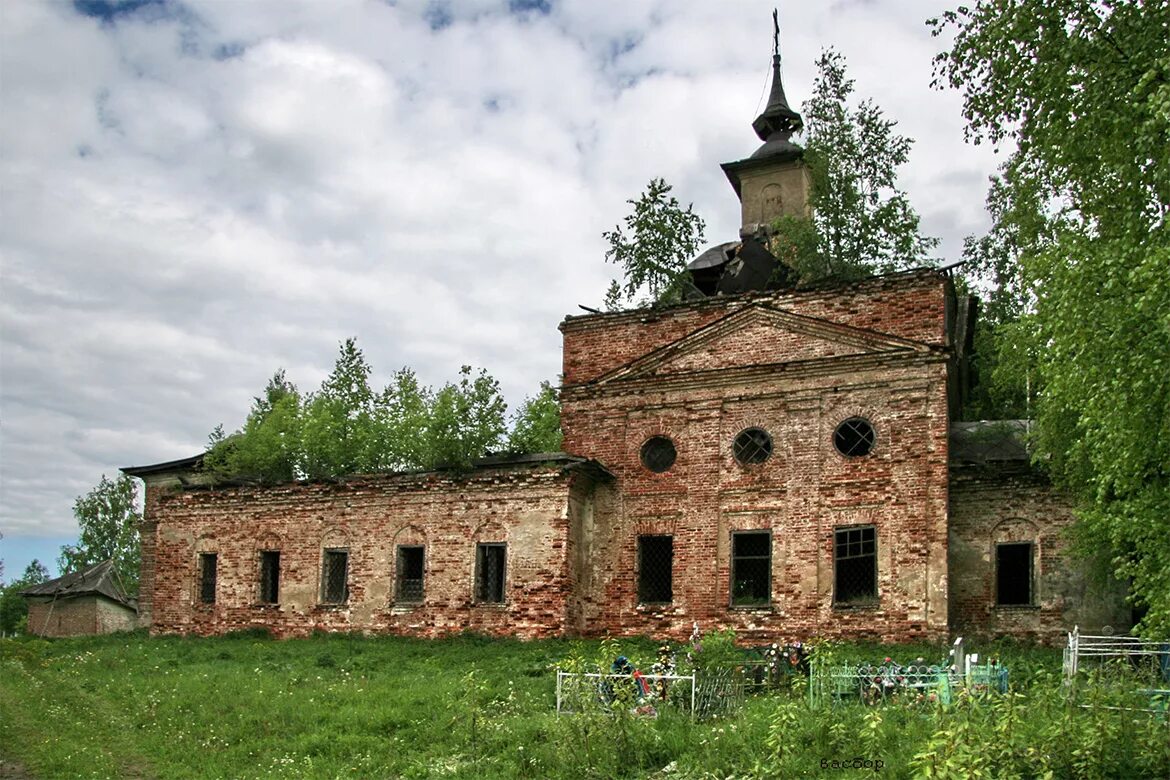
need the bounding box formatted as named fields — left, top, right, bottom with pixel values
left=834, top=417, right=876, bottom=457
left=640, top=436, right=677, bottom=473
left=733, top=427, right=773, bottom=465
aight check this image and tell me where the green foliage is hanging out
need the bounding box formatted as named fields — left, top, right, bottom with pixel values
left=774, top=49, right=938, bottom=282
left=425, top=366, right=507, bottom=470
left=300, top=339, right=378, bottom=480
left=0, top=560, right=50, bottom=635
left=505, top=380, right=562, bottom=454
left=205, top=340, right=511, bottom=482
left=933, top=0, right=1170, bottom=636
left=204, top=370, right=302, bottom=483
left=58, top=475, right=141, bottom=596
left=603, top=177, right=706, bottom=307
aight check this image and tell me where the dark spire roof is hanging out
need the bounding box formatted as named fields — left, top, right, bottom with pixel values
left=751, top=11, right=803, bottom=143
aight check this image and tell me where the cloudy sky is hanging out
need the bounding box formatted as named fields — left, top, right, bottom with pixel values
left=0, top=0, right=1000, bottom=580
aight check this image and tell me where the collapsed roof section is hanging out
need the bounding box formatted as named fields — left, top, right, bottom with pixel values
left=685, top=235, right=794, bottom=298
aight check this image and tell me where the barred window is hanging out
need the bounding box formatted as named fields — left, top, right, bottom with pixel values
left=733, top=427, right=773, bottom=465
left=259, top=550, right=280, bottom=604
left=396, top=545, right=425, bottom=603
left=475, top=543, right=506, bottom=604
left=199, top=553, right=217, bottom=604
left=996, top=543, right=1033, bottom=606
left=834, top=417, right=876, bottom=457
left=321, top=549, right=349, bottom=604
left=834, top=526, right=877, bottom=604
left=640, top=436, right=677, bottom=473
left=731, top=531, right=771, bottom=606
left=637, top=535, right=673, bottom=604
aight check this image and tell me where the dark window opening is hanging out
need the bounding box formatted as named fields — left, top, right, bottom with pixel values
left=731, top=531, right=771, bottom=606
left=640, top=436, right=677, bottom=473
left=834, top=417, right=876, bottom=457
left=834, top=526, right=877, bottom=604
left=321, top=549, right=349, bottom=604
left=733, top=427, right=773, bottom=465
left=199, top=553, right=217, bottom=604
left=637, top=535, right=673, bottom=603
left=475, top=543, right=506, bottom=603
left=396, top=545, right=425, bottom=603
left=996, top=543, right=1033, bottom=606
left=259, top=550, right=280, bottom=604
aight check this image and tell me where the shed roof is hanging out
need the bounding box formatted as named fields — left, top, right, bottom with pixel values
left=22, top=560, right=135, bottom=609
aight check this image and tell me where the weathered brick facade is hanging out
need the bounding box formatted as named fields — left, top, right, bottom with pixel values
left=560, top=270, right=954, bottom=644
left=948, top=464, right=1130, bottom=643
left=127, top=271, right=1129, bottom=645
left=135, top=457, right=612, bottom=639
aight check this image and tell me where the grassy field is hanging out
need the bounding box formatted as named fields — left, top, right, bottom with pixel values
left=1, top=630, right=1166, bottom=779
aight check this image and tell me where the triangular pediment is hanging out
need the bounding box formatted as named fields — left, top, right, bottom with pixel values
left=594, top=303, right=932, bottom=384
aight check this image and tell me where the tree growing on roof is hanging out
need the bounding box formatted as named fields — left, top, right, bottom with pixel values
left=425, top=366, right=508, bottom=470
left=505, top=381, right=562, bottom=454
left=603, top=177, right=706, bottom=308
left=203, top=370, right=302, bottom=483
left=933, top=0, right=1170, bottom=636
left=771, top=49, right=939, bottom=282
left=205, top=340, right=511, bottom=480
left=58, top=475, right=141, bottom=595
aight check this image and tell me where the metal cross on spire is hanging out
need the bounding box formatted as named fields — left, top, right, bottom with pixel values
left=773, top=8, right=780, bottom=58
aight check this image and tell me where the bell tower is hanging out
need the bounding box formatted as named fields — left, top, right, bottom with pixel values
left=721, top=11, right=811, bottom=236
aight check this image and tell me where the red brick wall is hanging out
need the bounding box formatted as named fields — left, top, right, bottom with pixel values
left=26, top=596, right=136, bottom=637
left=560, top=270, right=950, bottom=386
left=948, top=467, right=1130, bottom=644
left=561, top=271, right=953, bottom=644
left=141, top=465, right=602, bottom=639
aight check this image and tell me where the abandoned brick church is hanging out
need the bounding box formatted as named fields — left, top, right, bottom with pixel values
left=123, top=45, right=1129, bottom=646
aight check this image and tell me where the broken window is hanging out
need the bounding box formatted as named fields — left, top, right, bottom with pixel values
left=996, top=543, right=1033, bottom=606
left=731, top=531, right=771, bottom=606
left=259, top=550, right=280, bottom=604
left=396, top=545, right=425, bottom=603
left=640, top=436, right=677, bottom=473
left=199, top=552, right=217, bottom=604
left=475, top=543, right=506, bottom=603
left=637, top=535, right=673, bottom=604
left=733, top=427, right=773, bottom=465
left=834, top=526, right=877, bottom=604
left=834, top=417, right=876, bottom=457
left=321, top=549, right=349, bottom=604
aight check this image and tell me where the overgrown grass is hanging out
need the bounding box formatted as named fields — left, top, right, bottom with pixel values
left=0, top=631, right=1165, bottom=779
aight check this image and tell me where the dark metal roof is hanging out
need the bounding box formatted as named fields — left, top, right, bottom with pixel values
left=22, top=560, right=135, bottom=608
left=121, top=453, right=203, bottom=477
left=950, top=421, right=1031, bottom=465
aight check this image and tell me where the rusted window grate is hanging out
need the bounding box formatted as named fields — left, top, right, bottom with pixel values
left=321, top=549, right=349, bottom=604
left=733, top=427, right=773, bottom=465
left=199, top=553, right=217, bottom=604
left=396, top=545, right=425, bottom=603
left=834, top=417, right=876, bottom=457
left=731, top=531, right=770, bottom=606
left=640, top=436, right=677, bottom=473
left=996, top=543, right=1033, bottom=605
left=476, top=543, right=506, bottom=603
left=637, top=535, right=673, bottom=603
left=834, top=526, right=877, bottom=604
left=259, top=550, right=280, bottom=604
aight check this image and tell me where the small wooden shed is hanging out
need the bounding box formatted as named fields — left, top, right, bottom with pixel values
left=22, top=560, right=137, bottom=637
